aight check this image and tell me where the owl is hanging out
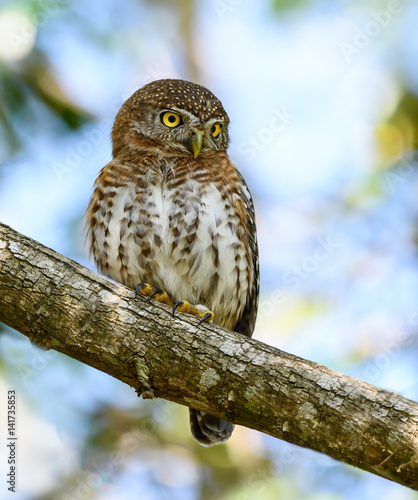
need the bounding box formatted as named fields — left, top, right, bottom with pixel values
left=85, top=79, right=259, bottom=446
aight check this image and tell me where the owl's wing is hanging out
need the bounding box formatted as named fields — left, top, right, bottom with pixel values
left=233, top=174, right=259, bottom=338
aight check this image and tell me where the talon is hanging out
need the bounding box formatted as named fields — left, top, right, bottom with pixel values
left=172, top=300, right=213, bottom=323
left=150, top=289, right=164, bottom=299
left=173, top=301, right=184, bottom=317
left=174, top=301, right=191, bottom=314
left=150, top=289, right=173, bottom=306
left=198, top=311, right=214, bottom=325
left=135, top=284, right=174, bottom=306
left=135, top=283, right=153, bottom=297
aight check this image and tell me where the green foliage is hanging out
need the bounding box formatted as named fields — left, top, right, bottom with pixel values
left=0, top=58, right=93, bottom=163
left=270, top=0, right=313, bottom=14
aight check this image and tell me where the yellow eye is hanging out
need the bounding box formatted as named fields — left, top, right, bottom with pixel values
left=161, top=111, right=181, bottom=128
left=210, top=123, right=222, bottom=138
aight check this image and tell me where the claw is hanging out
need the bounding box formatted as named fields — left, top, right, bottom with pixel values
left=173, top=300, right=213, bottom=324
left=173, top=301, right=184, bottom=317
left=135, top=283, right=153, bottom=297
left=198, top=311, right=214, bottom=325
left=136, top=284, right=211, bottom=322
left=135, top=283, right=173, bottom=306
left=173, top=301, right=191, bottom=314
left=151, top=289, right=172, bottom=305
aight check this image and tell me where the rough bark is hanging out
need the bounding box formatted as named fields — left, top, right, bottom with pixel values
left=0, top=221, right=418, bottom=489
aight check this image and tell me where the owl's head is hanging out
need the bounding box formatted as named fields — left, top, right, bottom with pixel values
left=112, top=79, right=230, bottom=158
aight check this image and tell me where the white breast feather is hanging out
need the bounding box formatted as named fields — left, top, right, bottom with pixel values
left=93, top=180, right=249, bottom=330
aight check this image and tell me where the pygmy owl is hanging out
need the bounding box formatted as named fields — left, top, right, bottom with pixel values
left=85, top=79, right=259, bottom=446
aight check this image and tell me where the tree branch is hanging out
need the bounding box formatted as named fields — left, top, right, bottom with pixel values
left=0, top=221, right=417, bottom=489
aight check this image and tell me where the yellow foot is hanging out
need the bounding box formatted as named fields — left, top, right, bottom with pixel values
left=173, top=301, right=214, bottom=325
left=135, top=283, right=174, bottom=307
left=135, top=283, right=214, bottom=324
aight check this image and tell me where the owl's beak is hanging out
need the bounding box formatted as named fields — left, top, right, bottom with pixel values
left=190, top=130, right=204, bottom=158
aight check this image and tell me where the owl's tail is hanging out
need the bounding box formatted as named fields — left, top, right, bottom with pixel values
left=189, top=409, right=234, bottom=446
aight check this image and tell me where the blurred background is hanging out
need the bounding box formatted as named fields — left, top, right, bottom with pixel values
left=1, top=0, right=418, bottom=498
